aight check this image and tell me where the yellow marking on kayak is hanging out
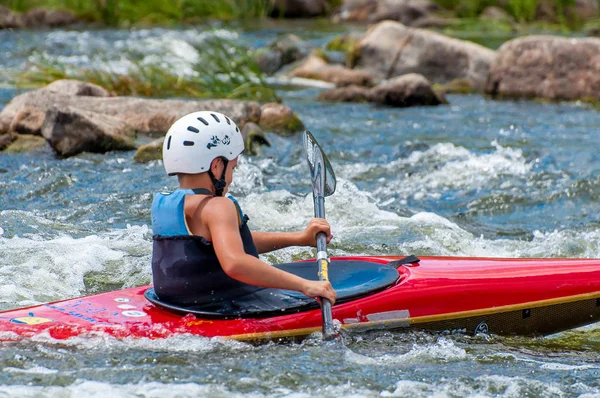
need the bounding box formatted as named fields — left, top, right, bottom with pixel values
left=319, top=259, right=329, bottom=281
left=226, top=291, right=600, bottom=342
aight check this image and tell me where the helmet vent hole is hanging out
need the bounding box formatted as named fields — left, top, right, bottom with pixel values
left=236, top=127, right=239, bottom=132
left=187, top=126, right=199, bottom=133
left=183, top=141, right=195, bottom=146
left=197, top=117, right=209, bottom=126
left=166, top=136, right=172, bottom=150
left=225, top=116, right=231, bottom=125
left=211, top=114, right=220, bottom=123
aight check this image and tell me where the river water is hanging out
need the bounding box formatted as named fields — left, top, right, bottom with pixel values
left=0, top=25, right=599, bottom=397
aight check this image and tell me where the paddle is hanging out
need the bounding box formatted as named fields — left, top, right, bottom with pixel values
left=303, top=130, right=337, bottom=340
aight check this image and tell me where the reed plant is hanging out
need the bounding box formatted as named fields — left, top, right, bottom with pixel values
left=16, top=36, right=279, bottom=102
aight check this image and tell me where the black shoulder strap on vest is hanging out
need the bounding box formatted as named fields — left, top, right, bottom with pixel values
left=191, top=188, right=216, bottom=196
left=387, top=255, right=420, bottom=268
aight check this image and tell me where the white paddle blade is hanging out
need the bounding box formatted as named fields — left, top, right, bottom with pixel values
left=303, top=130, right=336, bottom=197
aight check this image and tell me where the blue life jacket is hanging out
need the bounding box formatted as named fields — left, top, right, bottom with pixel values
left=151, top=188, right=311, bottom=313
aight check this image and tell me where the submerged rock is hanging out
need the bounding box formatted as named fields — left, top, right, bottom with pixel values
left=134, top=138, right=164, bottom=163
left=356, top=21, right=496, bottom=91
left=3, top=134, right=48, bottom=153
left=485, top=36, right=600, bottom=102
left=0, top=132, right=17, bottom=151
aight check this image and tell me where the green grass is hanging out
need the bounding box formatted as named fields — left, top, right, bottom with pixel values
left=432, top=0, right=579, bottom=26
left=15, top=36, right=280, bottom=102
left=6, top=0, right=273, bottom=26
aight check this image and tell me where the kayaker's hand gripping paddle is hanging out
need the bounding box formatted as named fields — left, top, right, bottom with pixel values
left=303, top=130, right=337, bottom=340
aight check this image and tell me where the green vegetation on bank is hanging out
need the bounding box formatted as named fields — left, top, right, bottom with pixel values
left=15, top=37, right=279, bottom=102
left=432, top=0, right=581, bottom=25
left=6, top=0, right=273, bottom=25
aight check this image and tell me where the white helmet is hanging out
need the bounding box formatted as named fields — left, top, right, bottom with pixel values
left=162, top=111, right=245, bottom=176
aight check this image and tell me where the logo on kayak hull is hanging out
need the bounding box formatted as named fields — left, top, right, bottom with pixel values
left=9, top=312, right=53, bottom=325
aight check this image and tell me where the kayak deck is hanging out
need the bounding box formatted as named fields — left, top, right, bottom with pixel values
left=1, top=256, right=600, bottom=341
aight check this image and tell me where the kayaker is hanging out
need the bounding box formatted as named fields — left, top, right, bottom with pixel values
left=151, top=110, right=337, bottom=314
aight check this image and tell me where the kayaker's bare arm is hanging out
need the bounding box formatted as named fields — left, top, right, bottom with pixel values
left=205, top=198, right=336, bottom=304
left=251, top=218, right=333, bottom=254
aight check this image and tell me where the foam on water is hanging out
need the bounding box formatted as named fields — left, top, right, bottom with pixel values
left=28, top=28, right=240, bottom=77
left=0, top=380, right=382, bottom=398
left=382, top=374, right=582, bottom=397
left=0, top=222, right=152, bottom=309
left=345, top=337, right=468, bottom=366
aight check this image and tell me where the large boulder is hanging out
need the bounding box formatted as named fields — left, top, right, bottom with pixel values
left=0, top=80, right=266, bottom=156
left=0, top=84, right=262, bottom=138
left=41, top=104, right=136, bottom=157
left=356, top=21, right=496, bottom=91
left=333, top=0, right=440, bottom=25
left=485, top=36, right=600, bottom=102
left=270, top=0, right=327, bottom=18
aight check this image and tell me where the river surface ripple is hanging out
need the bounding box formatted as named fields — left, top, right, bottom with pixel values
left=0, top=27, right=599, bottom=397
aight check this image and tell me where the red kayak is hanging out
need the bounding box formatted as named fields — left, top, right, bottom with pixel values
left=2, top=255, right=600, bottom=342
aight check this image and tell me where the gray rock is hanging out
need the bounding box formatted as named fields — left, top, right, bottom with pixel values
left=369, top=73, right=446, bottom=106
left=45, top=79, right=111, bottom=97
left=317, top=73, right=447, bottom=107
left=480, top=6, right=515, bottom=23
left=256, top=34, right=312, bottom=75
left=241, top=122, right=271, bottom=156
left=259, top=102, right=304, bottom=136
left=317, top=85, right=372, bottom=102
left=134, top=138, right=164, bottom=163
left=2, top=134, right=48, bottom=153
left=485, top=35, right=600, bottom=102
left=356, top=21, right=496, bottom=91
left=41, top=104, right=136, bottom=157
left=1, top=8, right=79, bottom=29
left=0, top=85, right=262, bottom=137
left=0, top=6, right=22, bottom=29
left=290, top=54, right=375, bottom=86
left=333, top=0, right=440, bottom=25
left=0, top=132, right=17, bottom=151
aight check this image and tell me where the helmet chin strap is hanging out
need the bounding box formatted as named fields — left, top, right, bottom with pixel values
left=208, top=157, right=229, bottom=197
